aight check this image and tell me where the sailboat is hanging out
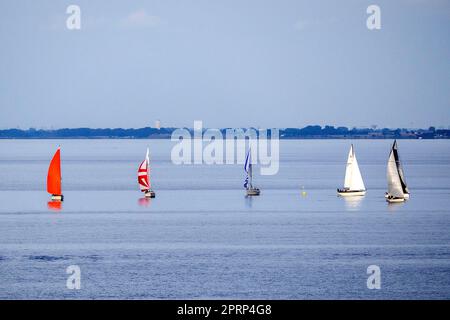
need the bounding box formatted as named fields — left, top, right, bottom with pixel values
left=244, top=148, right=260, bottom=196
left=47, top=147, right=63, bottom=201
left=337, top=144, right=366, bottom=196
left=138, top=148, right=155, bottom=198
left=386, top=140, right=409, bottom=202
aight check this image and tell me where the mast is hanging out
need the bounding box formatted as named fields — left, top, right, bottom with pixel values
left=146, top=148, right=151, bottom=190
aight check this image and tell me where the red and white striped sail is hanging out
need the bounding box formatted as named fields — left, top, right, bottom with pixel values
left=138, top=148, right=151, bottom=191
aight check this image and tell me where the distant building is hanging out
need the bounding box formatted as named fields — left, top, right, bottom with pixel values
left=155, top=120, right=161, bottom=130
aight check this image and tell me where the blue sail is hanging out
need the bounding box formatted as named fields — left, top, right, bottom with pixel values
left=244, top=148, right=251, bottom=173
left=244, top=149, right=251, bottom=189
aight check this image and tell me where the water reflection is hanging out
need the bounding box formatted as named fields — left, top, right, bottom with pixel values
left=245, top=195, right=253, bottom=208
left=138, top=197, right=151, bottom=207
left=47, top=201, right=62, bottom=211
left=343, top=196, right=364, bottom=211
left=300, top=186, right=307, bottom=197
left=387, top=202, right=404, bottom=212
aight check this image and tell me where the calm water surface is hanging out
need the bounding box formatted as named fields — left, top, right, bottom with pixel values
left=0, top=139, right=449, bottom=299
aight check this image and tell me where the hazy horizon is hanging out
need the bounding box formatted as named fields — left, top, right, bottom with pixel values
left=1, top=0, right=449, bottom=129
left=0, top=123, right=448, bottom=131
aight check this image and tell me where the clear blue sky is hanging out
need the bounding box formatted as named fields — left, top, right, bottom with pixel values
left=0, top=0, right=449, bottom=129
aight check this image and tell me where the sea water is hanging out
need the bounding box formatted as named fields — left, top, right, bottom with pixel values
left=0, top=139, right=449, bottom=299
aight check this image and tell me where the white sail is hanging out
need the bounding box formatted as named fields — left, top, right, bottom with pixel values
left=387, top=150, right=404, bottom=198
left=343, top=145, right=366, bottom=191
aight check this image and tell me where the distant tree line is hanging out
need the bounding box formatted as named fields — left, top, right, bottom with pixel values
left=0, top=126, right=448, bottom=139
left=0, top=127, right=174, bottom=139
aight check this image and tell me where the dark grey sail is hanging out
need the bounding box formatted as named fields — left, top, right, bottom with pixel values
left=392, top=140, right=409, bottom=194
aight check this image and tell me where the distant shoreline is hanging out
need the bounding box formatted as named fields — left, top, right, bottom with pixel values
left=0, top=126, right=448, bottom=139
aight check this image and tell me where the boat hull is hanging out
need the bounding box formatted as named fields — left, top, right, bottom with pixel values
left=144, top=190, right=156, bottom=198
left=246, top=188, right=260, bottom=196
left=337, top=189, right=366, bottom=197
left=51, top=194, right=64, bottom=201
left=385, top=192, right=409, bottom=200
left=386, top=196, right=405, bottom=203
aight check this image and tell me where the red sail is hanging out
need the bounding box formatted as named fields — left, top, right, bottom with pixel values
left=138, top=159, right=150, bottom=191
left=47, top=148, right=62, bottom=195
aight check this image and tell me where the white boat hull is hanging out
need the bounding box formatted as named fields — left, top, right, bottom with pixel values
left=246, top=188, right=260, bottom=196
left=51, top=194, right=64, bottom=201
left=385, top=192, right=409, bottom=200
left=337, top=189, right=366, bottom=197
left=386, top=196, right=405, bottom=203
left=144, top=190, right=156, bottom=198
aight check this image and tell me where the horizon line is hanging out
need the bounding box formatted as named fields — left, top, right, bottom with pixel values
left=1, top=125, right=448, bottom=131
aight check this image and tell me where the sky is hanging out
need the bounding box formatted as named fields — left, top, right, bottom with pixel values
left=0, top=0, right=449, bottom=129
